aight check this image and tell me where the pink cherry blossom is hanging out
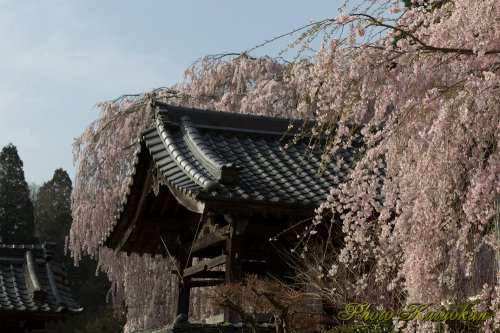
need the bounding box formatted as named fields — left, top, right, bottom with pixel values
left=70, top=1, right=500, bottom=332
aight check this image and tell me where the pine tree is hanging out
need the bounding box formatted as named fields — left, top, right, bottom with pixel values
left=0, top=143, right=35, bottom=244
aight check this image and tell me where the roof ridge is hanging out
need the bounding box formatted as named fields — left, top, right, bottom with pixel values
left=155, top=115, right=219, bottom=192
left=152, top=100, right=298, bottom=122
left=180, top=116, right=240, bottom=185
left=154, top=101, right=315, bottom=136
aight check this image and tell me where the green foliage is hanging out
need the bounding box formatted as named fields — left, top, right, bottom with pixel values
left=34, top=168, right=72, bottom=249
left=0, top=143, right=35, bottom=243
left=32, top=168, right=125, bottom=333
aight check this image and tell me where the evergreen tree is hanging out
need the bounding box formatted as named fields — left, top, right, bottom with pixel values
left=0, top=143, right=35, bottom=243
left=34, top=168, right=72, bottom=245
left=33, top=168, right=125, bottom=333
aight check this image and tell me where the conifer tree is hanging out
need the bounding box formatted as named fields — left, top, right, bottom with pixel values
left=34, top=168, right=125, bottom=333
left=0, top=143, right=35, bottom=244
left=34, top=168, right=72, bottom=246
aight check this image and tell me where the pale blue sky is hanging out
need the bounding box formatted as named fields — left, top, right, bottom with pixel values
left=0, top=0, right=343, bottom=184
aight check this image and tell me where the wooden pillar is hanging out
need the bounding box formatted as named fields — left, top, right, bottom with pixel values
left=176, top=240, right=191, bottom=318
left=224, top=214, right=248, bottom=323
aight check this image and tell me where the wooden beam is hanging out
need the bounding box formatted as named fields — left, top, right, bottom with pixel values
left=172, top=270, right=225, bottom=279
left=185, top=278, right=224, bottom=288
left=187, top=224, right=230, bottom=257
left=176, top=243, right=191, bottom=317
left=183, top=255, right=227, bottom=278
left=191, top=233, right=227, bottom=254
left=206, top=200, right=315, bottom=218
left=224, top=215, right=248, bottom=324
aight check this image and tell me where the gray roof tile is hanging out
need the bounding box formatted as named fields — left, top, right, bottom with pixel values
left=0, top=243, right=82, bottom=315
left=103, top=103, right=364, bottom=245
left=138, top=103, right=362, bottom=207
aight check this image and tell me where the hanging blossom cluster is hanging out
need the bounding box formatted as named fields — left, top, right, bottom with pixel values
left=70, top=0, right=499, bottom=332
left=293, top=1, right=499, bottom=332
left=177, top=55, right=296, bottom=116
left=69, top=58, right=297, bottom=332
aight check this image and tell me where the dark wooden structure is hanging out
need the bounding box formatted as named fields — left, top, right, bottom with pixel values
left=0, top=243, right=82, bottom=332
left=104, top=102, right=357, bottom=323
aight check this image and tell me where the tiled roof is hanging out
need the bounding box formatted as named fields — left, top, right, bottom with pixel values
left=143, top=102, right=359, bottom=207
left=0, top=243, right=82, bottom=315
left=103, top=103, right=362, bottom=248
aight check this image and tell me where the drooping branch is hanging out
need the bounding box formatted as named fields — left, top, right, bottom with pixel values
left=70, top=2, right=500, bottom=332
left=352, top=12, right=500, bottom=55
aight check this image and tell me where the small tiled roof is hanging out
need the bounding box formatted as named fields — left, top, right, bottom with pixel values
left=143, top=102, right=358, bottom=207
left=0, top=243, right=82, bottom=315
left=103, top=103, right=362, bottom=249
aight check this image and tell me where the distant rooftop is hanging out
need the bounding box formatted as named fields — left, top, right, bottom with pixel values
left=0, top=243, right=82, bottom=332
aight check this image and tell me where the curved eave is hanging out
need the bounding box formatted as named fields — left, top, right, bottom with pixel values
left=103, top=137, right=206, bottom=255
left=0, top=304, right=83, bottom=318
left=162, top=180, right=205, bottom=214
left=0, top=306, right=84, bottom=315
left=103, top=141, right=152, bottom=249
